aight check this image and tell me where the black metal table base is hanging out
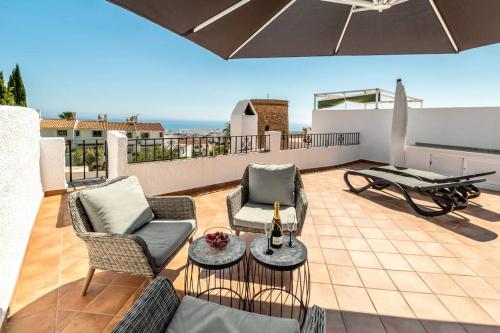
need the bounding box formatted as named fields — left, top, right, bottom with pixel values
left=247, top=257, right=310, bottom=326
left=184, top=255, right=248, bottom=310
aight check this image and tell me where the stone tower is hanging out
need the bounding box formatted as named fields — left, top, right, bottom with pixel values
left=250, top=99, right=289, bottom=137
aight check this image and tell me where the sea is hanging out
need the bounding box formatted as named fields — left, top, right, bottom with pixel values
left=142, top=119, right=309, bottom=132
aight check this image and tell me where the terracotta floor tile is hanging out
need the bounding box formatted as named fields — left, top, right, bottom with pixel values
left=404, top=230, right=435, bottom=242
left=381, top=316, right=427, bottom=333
left=420, top=320, right=468, bottom=333
left=322, top=249, right=353, bottom=266
left=367, top=239, right=399, bottom=253
left=297, top=234, right=320, bottom=248
left=308, top=263, right=332, bottom=284
left=341, top=312, right=386, bottom=333
left=314, top=225, right=339, bottom=236
left=461, top=258, right=500, bottom=278
left=331, top=216, right=355, bottom=226
left=349, top=251, right=383, bottom=269
left=433, top=257, right=477, bottom=276
left=333, top=285, right=376, bottom=314
left=438, top=295, right=496, bottom=325
left=328, top=265, right=363, bottom=287
left=319, top=236, right=345, bottom=249
left=336, top=226, right=362, bottom=238
left=357, top=268, right=397, bottom=290
left=388, top=270, right=431, bottom=293
left=6, top=306, right=56, bottom=333
left=404, top=254, right=443, bottom=273
left=359, top=227, right=387, bottom=239
left=58, top=281, right=107, bottom=311
left=342, top=237, right=371, bottom=251
left=402, top=292, right=454, bottom=321
left=474, top=298, right=500, bottom=324
left=56, top=309, right=79, bottom=332
left=383, top=229, right=412, bottom=241
left=367, top=288, right=415, bottom=317
left=61, top=312, right=114, bottom=333
left=391, top=240, right=425, bottom=255
left=418, top=272, right=466, bottom=296
left=309, top=282, right=338, bottom=309
left=110, top=274, right=146, bottom=287
left=101, top=316, right=123, bottom=333
left=418, top=242, right=455, bottom=257
left=308, top=246, right=326, bottom=263
left=450, top=275, right=500, bottom=299
left=83, top=285, right=137, bottom=315
left=376, top=253, right=413, bottom=271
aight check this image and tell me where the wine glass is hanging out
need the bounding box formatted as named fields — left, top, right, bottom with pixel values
left=264, top=221, right=274, bottom=255
left=286, top=212, right=297, bottom=248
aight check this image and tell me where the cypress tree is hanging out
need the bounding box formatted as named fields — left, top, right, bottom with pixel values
left=8, top=64, right=27, bottom=107
left=0, top=71, right=15, bottom=106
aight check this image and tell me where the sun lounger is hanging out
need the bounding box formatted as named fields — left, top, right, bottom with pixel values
left=371, top=165, right=495, bottom=199
left=344, top=169, right=486, bottom=217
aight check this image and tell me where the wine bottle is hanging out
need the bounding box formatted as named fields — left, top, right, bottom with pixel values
left=271, top=201, right=283, bottom=248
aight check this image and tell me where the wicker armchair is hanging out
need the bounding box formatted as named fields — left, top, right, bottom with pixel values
left=113, top=277, right=326, bottom=333
left=68, top=177, right=197, bottom=295
left=227, top=165, right=308, bottom=236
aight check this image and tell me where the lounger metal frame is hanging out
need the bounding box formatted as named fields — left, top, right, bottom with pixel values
left=344, top=169, right=485, bottom=217
left=371, top=166, right=495, bottom=199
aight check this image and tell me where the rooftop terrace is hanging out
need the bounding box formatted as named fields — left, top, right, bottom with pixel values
left=6, top=162, right=500, bottom=333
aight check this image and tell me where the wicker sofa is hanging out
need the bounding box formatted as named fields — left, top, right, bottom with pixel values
left=68, top=177, right=197, bottom=295
left=113, top=277, right=326, bottom=333
left=227, top=165, right=308, bottom=236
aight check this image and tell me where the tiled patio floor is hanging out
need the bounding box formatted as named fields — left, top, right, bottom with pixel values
left=6, top=162, right=500, bottom=332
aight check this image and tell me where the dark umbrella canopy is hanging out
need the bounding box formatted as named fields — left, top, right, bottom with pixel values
left=108, top=0, right=500, bottom=59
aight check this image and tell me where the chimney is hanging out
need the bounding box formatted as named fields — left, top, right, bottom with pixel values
left=71, top=112, right=77, bottom=120
left=98, top=113, right=108, bottom=122
left=126, top=113, right=139, bottom=124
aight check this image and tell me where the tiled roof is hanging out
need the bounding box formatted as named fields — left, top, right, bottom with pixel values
left=76, top=121, right=107, bottom=130
left=40, top=119, right=165, bottom=132
left=107, top=122, right=136, bottom=131
left=135, top=123, right=165, bottom=132
left=40, top=119, right=76, bottom=129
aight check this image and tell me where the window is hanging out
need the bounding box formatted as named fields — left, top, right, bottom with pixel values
left=57, top=130, right=67, bottom=137
left=141, top=132, right=150, bottom=139
left=75, top=130, right=80, bottom=137
left=126, top=132, right=133, bottom=138
left=159, top=132, right=164, bottom=138
left=92, top=130, right=103, bottom=137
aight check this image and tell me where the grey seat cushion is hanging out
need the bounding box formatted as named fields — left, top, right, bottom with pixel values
left=248, top=164, right=296, bottom=206
left=133, top=219, right=195, bottom=267
left=234, top=202, right=296, bottom=230
left=166, top=296, right=300, bottom=333
left=79, top=176, right=154, bottom=234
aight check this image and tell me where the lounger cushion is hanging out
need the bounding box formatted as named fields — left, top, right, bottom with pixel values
left=80, top=176, right=154, bottom=234
left=133, top=220, right=194, bottom=266
left=234, top=202, right=296, bottom=230
left=166, top=296, right=300, bottom=333
left=248, top=164, right=295, bottom=206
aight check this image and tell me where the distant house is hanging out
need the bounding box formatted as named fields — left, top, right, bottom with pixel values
left=40, top=117, right=165, bottom=141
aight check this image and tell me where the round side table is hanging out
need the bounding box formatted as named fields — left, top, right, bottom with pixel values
left=248, top=235, right=310, bottom=326
left=184, top=235, right=247, bottom=310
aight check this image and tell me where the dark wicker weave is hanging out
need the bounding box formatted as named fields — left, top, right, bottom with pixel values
left=68, top=176, right=197, bottom=295
left=114, top=277, right=326, bottom=333
left=227, top=165, right=308, bottom=236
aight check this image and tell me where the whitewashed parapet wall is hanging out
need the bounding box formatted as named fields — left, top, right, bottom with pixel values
left=40, top=138, right=67, bottom=192
left=312, top=107, right=500, bottom=189
left=108, top=131, right=360, bottom=196
left=0, top=106, right=44, bottom=323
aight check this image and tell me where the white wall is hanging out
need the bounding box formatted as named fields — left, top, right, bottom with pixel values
left=108, top=130, right=360, bottom=196
left=40, top=138, right=68, bottom=192
left=312, top=107, right=500, bottom=163
left=0, top=106, right=44, bottom=323
left=312, top=108, right=392, bottom=163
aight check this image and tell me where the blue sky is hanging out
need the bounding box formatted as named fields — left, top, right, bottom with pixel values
left=2, top=0, right=500, bottom=124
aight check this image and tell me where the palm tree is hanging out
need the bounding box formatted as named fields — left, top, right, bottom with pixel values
left=59, top=111, right=75, bottom=120
left=223, top=122, right=230, bottom=137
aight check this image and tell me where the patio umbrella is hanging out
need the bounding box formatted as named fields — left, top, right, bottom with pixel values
left=389, top=79, right=408, bottom=167
left=107, top=0, right=500, bottom=59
